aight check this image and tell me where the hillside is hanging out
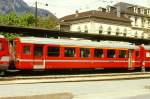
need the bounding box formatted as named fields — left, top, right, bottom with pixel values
left=0, top=0, right=57, bottom=19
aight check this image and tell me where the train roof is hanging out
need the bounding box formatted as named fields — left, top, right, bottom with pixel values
left=18, top=37, right=139, bottom=49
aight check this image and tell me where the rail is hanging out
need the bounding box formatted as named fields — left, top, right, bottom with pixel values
left=0, top=72, right=150, bottom=85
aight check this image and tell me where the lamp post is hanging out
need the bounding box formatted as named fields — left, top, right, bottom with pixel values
left=35, top=1, right=48, bottom=27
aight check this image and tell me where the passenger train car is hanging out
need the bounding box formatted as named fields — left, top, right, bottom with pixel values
left=0, top=36, right=150, bottom=73
left=13, top=37, right=148, bottom=70
left=0, top=35, right=10, bottom=71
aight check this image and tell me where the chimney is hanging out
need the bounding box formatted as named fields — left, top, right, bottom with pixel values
left=117, top=5, right=121, bottom=17
left=75, top=10, right=79, bottom=17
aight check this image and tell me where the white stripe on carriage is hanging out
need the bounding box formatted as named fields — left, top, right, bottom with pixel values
left=18, top=59, right=131, bottom=63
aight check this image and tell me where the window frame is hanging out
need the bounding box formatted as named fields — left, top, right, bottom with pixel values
left=47, top=46, right=60, bottom=57
left=64, top=47, right=76, bottom=57
left=94, top=48, right=104, bottom=58
left=118, top=50, right=127, bottom=58
left=107, top=49, right=116, bottom=58
left=23, top=45, right=31, bottom=55
left=34, top=45, right=43, bottom=57
left=80, top=48, right=91, bottom=58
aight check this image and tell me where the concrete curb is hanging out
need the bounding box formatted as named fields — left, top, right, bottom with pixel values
left=0, top=93, right=73, bottom=99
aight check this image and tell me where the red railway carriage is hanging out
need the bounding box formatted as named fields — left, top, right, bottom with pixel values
left=142, top=45, right=150, bottom=68
left=0, top=35, right=10, bottom=71
left=14, top=37, right=141, bottom=70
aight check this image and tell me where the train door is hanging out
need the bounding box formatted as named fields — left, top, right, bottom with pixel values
left=128, top=49, right=133, bottom=69
left=33, top=44, right=45, bottom=69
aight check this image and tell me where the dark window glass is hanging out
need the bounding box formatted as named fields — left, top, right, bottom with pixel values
left=80, top=48, right=90, bottom=58
left=94, top=49, right=103, bottom=58
left=107, top=49, right=115, bottom=58
left=34, top=46, right=43, bottom=56
left=23, top=46, right=30, bottom=54
left=47, top=46, right=60, bottom=57
left=119, top=50, right=126, bottom=58
left=136, top=51, right=140, bottom=57
left=65, top=47, right=75, bottom=57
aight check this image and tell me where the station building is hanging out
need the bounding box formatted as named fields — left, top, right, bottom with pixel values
left=59, top=2, right=150, bottom=39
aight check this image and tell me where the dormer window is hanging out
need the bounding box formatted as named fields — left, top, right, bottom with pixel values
left=134, top=7, right=138, bottom=13
left=140, top=8, right=144, bottom=14
left=147, top=9, right=149, bottom=15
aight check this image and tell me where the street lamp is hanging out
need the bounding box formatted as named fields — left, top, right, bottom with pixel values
left=35, top=1, right=48, bottom=27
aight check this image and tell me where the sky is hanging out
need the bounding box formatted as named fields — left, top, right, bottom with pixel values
left=23, top=0, right=150, bottom=18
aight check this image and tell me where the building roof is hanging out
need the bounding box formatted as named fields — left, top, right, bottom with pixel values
left=60, top=10, right=131, bottom=23
left=114, top=2, right=150, bottom=18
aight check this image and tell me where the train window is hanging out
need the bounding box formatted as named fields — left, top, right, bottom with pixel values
left=107, top=49, right=115, bottom=58
left=136, top=51, right=140, bottom=57
left=80, top=48, right=90, bottom=58
left=64, top=47, right=75, bottom=57
left=34, top=46, right=43, bottom=56
left=146, top=51, right=150, bottom=57
left=47, top=46, right=60, bottom=57
left=94, top=49, right=103, bottom=58
left=23, top=46, right=30, bottom=54
left=119, top=50, right=126, bottom=58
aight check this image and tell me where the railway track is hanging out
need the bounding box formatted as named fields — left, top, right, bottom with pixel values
left=0, top=72, right=150, bottom=85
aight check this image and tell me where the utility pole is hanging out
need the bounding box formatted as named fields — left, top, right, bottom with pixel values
left=35, top=1, right=38, bottom=27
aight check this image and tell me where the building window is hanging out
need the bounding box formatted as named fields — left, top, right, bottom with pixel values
left=23, top=46, right=30, bottom=55
left=123, top=28, right=127, bottom=37
left=107, top=49, right=115, bottom=58
left=80, top=48, right=90, bottom=58
left=84, top=25, right=88, bottom=33
left=99, top=25, right=103, bottom=34
left=116, top=27, right=120, bottom=36
left=147, top=9, right=149, bottom=15
left=77, top=26, right=81, bottom=32
left=135, top=31, right=138, bottom=38
left=94, top=49, right=103, bottom=58
left=148, top=34, right=150, bottom=39
left=141, top=18, right=145, bottom=27
left=107, top=26, right=111, bottom=35
left=141, top=33, right=144, bottom=39
left=135, top=17, right=138, bottom=26
left=47, top=46, right=60, bottom=57
left=140, top=9, right=144, bottom=14
left=148, top=20, right=150, bottom=27
left=64, top=47, right=75, bottom=57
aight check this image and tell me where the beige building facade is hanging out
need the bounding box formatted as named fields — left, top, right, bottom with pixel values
left=59, top=2, right=150, bottom=39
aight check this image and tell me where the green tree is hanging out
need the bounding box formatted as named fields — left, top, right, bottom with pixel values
left=0, top=12, right=58, bottom=40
